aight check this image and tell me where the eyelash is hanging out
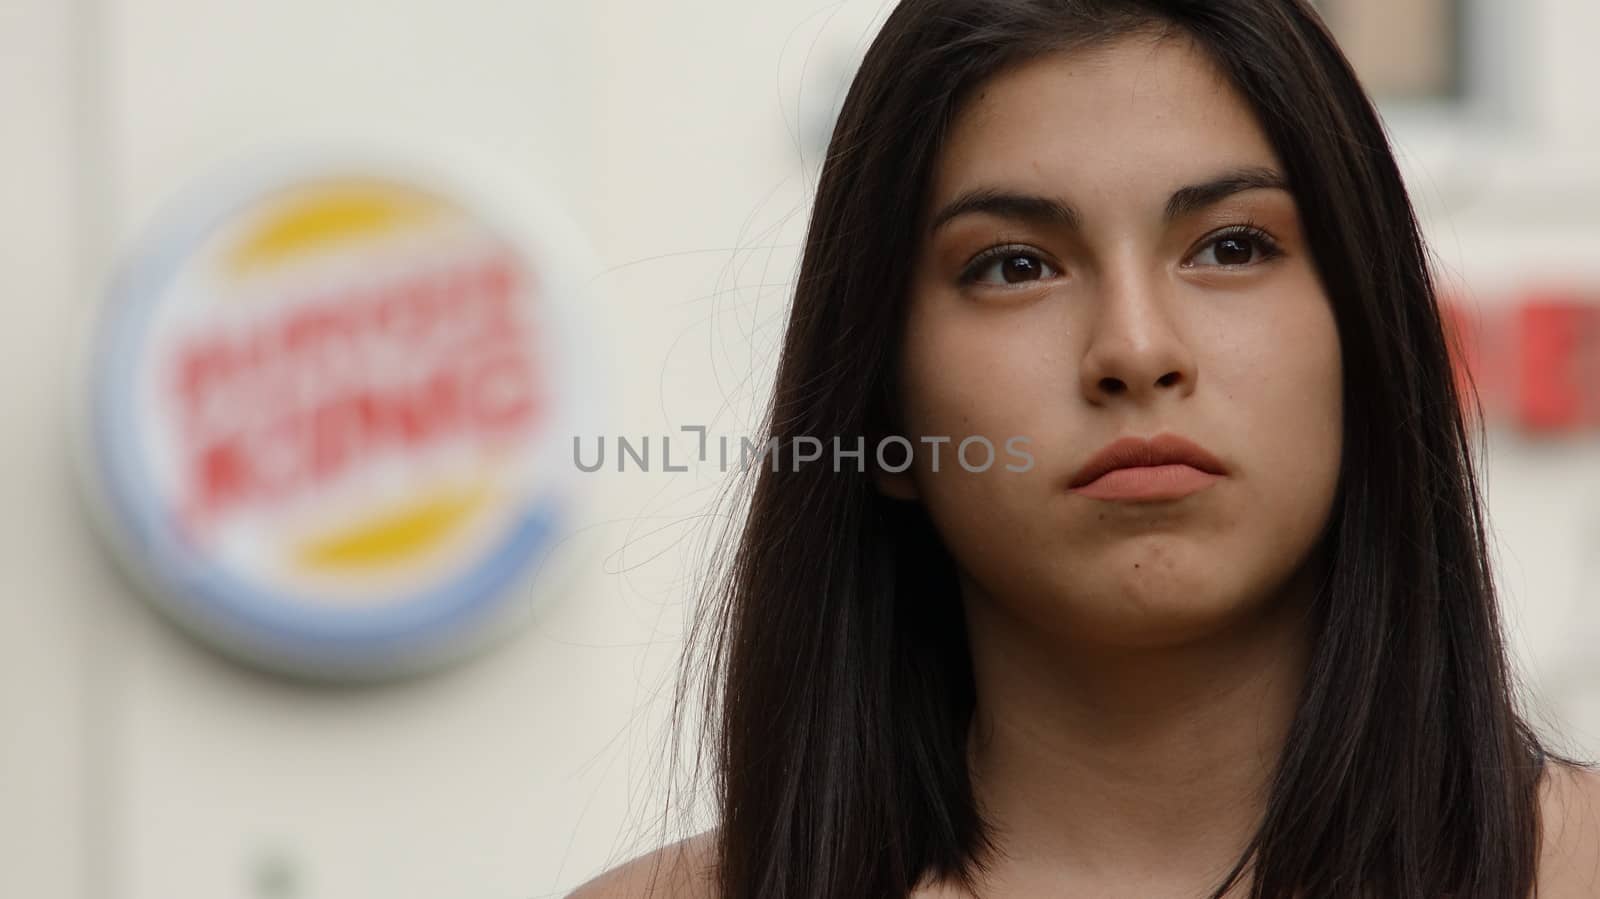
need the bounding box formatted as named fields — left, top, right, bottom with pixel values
left=1188, top=222, right=1284, bottom=268
left=958, top=223, right=1285, bottom=285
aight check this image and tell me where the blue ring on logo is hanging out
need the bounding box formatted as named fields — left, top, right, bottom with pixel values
left=89, top=179, right=568, bottom=670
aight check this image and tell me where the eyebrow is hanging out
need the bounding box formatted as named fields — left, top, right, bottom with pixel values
left=927, top=165, right=1291, bottom=234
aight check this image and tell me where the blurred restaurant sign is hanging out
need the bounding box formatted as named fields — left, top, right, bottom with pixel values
left=79, top=151, right=595, bottom=681
left=1443, top=288, right=1600, bottom=433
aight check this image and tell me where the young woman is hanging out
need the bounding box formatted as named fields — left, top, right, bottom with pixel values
left=573, top=1, right=1600, bottom=896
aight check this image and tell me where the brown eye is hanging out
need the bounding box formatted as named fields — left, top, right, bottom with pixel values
left=1189, top=227, right=1282, bottom=268
left=963, top=247, right=1060, bottom=285
left=1213, top=237, right=1254, bottom=265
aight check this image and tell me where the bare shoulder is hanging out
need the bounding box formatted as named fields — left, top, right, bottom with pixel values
left=1537, top=761, right=1600, bottom=898
left=566, top=830, right=719, bottom=899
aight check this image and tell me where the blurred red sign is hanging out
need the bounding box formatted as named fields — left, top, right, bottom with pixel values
left=1443, top=287, right=1600, bottom=433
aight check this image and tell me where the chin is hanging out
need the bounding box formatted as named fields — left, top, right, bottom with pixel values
left=1046, top=562, right=1288, bottom=652
left=1068, top=594, right=1252, bottom=652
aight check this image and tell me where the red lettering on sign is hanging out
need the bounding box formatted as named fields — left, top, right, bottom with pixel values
left=169, top=248, right=546, bottom=525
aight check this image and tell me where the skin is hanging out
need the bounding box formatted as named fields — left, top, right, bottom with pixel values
left=568, top=31, right=1600, bottom=899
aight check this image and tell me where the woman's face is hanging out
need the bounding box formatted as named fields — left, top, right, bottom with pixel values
left=884, top=34, right=1343, bottom=650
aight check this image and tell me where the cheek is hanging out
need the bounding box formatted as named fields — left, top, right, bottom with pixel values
left=897, top=296, right=1065, bottom=445
left=1217, top=289, right=1344, bottom=543
left=1267, top=299, right=1341, bottom=458
left=895, top=296, right=1077, bottom=585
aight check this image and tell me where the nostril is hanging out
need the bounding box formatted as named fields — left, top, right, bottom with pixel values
left=1100, top=378, right=1126, bottom=394
left=1157, top=371, right=1182, bottom=387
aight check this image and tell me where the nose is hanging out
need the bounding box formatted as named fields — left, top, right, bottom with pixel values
left=1078, top=266, right=1197, bottom=406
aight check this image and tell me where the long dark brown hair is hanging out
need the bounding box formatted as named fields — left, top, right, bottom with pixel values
left=670, top=2, right=1574, bottom=896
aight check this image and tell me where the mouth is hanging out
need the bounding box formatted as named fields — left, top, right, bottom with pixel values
left=1067, top=432, right=1227, bottom=503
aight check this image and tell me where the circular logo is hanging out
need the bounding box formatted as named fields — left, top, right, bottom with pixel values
left=81, top=153, right=595, bottom=680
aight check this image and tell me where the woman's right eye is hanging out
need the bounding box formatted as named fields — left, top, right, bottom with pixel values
left=961, top=247, right=1060, bottom=286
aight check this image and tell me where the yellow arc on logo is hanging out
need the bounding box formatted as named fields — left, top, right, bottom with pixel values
left=294, top=480, right=494, bottom=571
left=228, top=180, right=448, bottom=274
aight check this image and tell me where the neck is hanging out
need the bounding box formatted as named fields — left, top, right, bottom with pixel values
left=958, top=575, right=1315, bottom=896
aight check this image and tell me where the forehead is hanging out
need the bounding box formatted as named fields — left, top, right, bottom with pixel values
left=931, top=34, right=1282, bottom=214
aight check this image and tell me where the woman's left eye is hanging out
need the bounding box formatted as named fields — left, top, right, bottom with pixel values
left=1187, top=227, right=1283, bottom=268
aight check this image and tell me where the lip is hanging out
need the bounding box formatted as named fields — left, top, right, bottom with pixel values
left=1068, top=432, right=1228, bottom=502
